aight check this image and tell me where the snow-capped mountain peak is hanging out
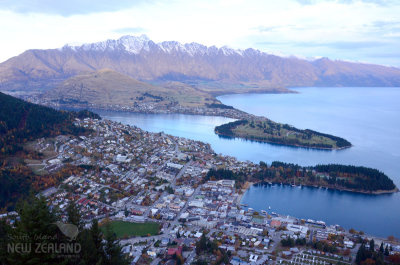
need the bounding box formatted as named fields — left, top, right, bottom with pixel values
left=62, top=35, right=245, bottom=57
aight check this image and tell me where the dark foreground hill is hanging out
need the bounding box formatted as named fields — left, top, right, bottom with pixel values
left=0, top=92, right=99, bottom=209
left=0, top=92, right=99, bottom=155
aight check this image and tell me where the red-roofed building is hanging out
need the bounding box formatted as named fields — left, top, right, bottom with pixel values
left=270, top=220, right=281, bottom=228
left=167, top=246, right=182, bottom=257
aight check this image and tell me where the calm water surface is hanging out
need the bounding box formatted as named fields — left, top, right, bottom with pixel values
left=97, top=87, right=400, bottom=237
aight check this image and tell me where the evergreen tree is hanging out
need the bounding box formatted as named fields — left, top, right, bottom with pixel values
left=369, top=239, right=375, bottom=252
left=196, top=233, right=207, bottom=255
left=0, top=220, right=11, bottom=264
left=66, top=201, right=83, bottom=230
left=385, top=245, right=390, bottom=256
left=379, top=242, right=384, bottom=253
left=90, top=219, right=103, bottom=258
left=356, top=243, right=366, bottom=265
left=77, top=219, right=104, bottom=265
left=103, top=222, right=130, bottom=265
left=10, top=195, right=60, bottom=265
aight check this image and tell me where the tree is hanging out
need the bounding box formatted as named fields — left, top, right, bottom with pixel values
left=388, top=254, right=400, bottom=264
left=103, top=222, right=130, bottom=265
left=343, top=249, right=351, bottom=256
left=196, top=233, right=207, bottom=254
left=0, top=220, right=11, bottom=264
left=356, top=244, right=367, bottom=265
left=379, top=243, right=384, bottom=254
left=384, top=245, right=389, bottom=256
left=67, top=200, right=83, bottom=230
left=369, top=239, right=375, bottom=252
left=79, top=219, right=104, bottom=265
left=281, top=236, right=295, bottom=247
left=9, top=195, right=60, bottom=265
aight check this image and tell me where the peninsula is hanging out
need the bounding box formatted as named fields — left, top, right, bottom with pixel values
left=215, top=119, right=352, bottom=150
left=254, top=161, right=399, bottom=195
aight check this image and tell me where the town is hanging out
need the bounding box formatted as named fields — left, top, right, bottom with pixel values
left=2, top=117, right=399, bottom=265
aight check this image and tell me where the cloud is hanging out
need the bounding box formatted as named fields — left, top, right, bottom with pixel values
left=0, top=0, right=149, bottom=16
left=257, top=40, right=388, bottom=50
left=113, top=27, right=146, bottom=34
left=294, top=0, right=395, bottom=6
left=316, top=41, right=388, bottom=49
left=368, top=20, right=400, bottom=31
left=255, top=25, right=304, bottom=32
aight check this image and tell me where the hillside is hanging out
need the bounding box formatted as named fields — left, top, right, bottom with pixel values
left=0, top=91, right=99, bottom=156
left=43, top=69, right=218, bottom=108
left=0, top=92, right=101, bottom=209
left=1, top=35, right=399, bottom=94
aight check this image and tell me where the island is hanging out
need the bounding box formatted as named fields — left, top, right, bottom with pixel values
left=214, top=119, right=352, bottom=150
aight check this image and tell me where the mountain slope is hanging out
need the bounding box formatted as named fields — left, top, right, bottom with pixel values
left=1, top=35, right=400, bottom=93
left=0, top=91, right=99, bottom=155
left=43, top=69, right=217, bottom=108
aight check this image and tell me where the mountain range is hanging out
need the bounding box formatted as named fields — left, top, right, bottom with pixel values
left=1, top=35, right=400, bottom=95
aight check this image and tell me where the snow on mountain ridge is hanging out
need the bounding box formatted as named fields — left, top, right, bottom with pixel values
left=63, top=35, right=245, bottom=56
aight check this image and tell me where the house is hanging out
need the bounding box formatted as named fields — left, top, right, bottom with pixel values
left=161, top=237, right=170, bottom=246
left=167, top=246, right=182, bottom=257
left=218, top=179, right=235, bottom=188
left=249, top=254, right=258, bottom=262
left=344, top=240, right=354, bottom=248
left=270, top=220, right=281, bottom=228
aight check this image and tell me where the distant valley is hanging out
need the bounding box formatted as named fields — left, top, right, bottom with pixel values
left=1, top=35, right=400, bottom=150
left=1, top=35, right=400, bottom=97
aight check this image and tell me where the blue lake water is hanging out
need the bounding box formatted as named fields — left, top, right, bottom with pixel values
left=97, top=86, right=400, bottom=238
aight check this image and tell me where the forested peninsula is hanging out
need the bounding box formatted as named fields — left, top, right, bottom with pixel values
left=254, top=162, right=398, bottom=194
left=215, top=119, right=352, bottom=150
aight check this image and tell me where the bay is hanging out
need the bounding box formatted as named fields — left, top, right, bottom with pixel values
left=97, top=86, right=400, bottom=237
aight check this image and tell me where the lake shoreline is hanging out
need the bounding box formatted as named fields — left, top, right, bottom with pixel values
left=90, top=87, right=400, bottom=238
left=247, top=180, right=399, bottom=195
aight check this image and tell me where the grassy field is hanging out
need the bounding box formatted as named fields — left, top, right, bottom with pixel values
left=101, top=221, right=160, bottom=238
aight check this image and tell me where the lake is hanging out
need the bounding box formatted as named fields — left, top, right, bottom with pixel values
left=97, top=86, right=400, bottom=238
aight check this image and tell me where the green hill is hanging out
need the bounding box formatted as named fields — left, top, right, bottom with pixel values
left=0, top=92, right=99, bottom=156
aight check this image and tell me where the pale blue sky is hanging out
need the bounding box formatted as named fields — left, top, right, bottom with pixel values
left=0, top=0, right=399, bottom=67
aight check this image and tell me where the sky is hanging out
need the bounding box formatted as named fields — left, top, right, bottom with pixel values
left=0, top=0, right=399, bottom=67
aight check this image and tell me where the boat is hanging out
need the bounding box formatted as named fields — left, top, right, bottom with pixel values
left=268, top=206, right=271, bottom=210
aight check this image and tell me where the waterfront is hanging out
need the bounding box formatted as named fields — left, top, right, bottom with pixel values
left=98, top=86, right=400, bottom=237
